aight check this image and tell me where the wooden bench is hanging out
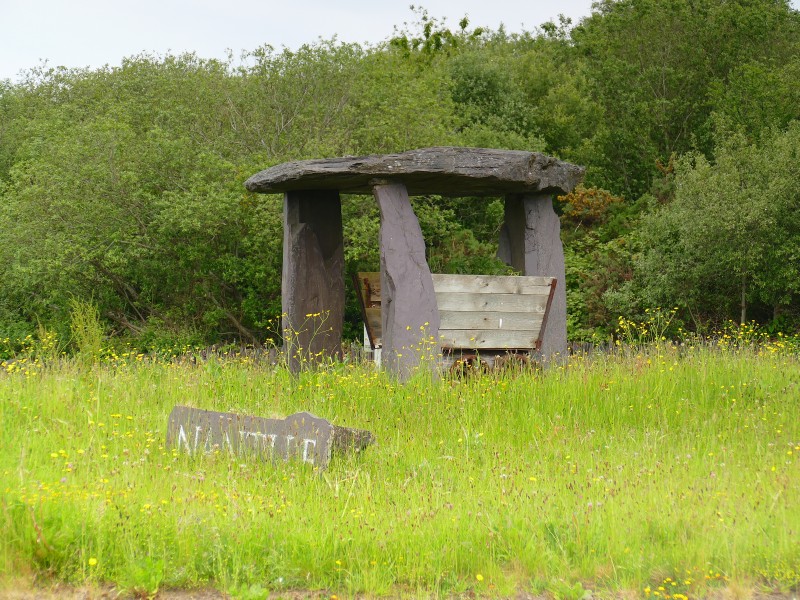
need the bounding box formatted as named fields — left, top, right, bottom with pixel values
left=354, top=272, right=557, bottom=371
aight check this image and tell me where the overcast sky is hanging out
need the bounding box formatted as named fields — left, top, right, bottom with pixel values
left=2, top=0, right=599, bottom=82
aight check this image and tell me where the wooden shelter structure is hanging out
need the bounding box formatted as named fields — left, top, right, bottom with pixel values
left=245, top=147, right=584, bottom=379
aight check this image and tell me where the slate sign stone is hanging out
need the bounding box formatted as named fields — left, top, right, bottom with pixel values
left=166, top=406, right=373, bottom=469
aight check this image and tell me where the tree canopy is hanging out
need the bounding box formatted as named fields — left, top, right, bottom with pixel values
left=1, top=0, right=799, bottom=350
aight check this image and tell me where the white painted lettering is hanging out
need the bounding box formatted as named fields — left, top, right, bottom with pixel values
left=260, top=433, right=277, bottom=453
left=239, top=430, right=256, bottom=452
left=302, top=438, right=316, bottom=464
left=177, top=425, right=190, bottom=454
left=223, top=431, right=234, bottom=453
left=202, top=427, right=214, bottom=454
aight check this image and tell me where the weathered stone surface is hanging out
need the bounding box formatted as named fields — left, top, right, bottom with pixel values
left=374, top=181, right=440, bottom=380
left=246, top=147, right=585, bottom=197
left=498, top=193, right=567, bottom=361
left=331, top=424, right=376, bottom=455
left=166, top=406, right=374, bottom=469
left=282, top=190, right=345, bottom=372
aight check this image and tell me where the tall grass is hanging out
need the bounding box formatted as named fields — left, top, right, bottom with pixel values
left=68, top=298, right=105, bottom=362
left=1, top=345, right=798, bottom=598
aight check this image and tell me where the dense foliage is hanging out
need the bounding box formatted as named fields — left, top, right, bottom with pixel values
left=1, top=1, right=799, bottom=350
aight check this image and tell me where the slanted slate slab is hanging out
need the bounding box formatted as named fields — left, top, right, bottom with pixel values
left=374, top=181, right=440, bottom=380
left=245, top=147, right=584, bottom=197
left=165, top=406, right=373, bottom=469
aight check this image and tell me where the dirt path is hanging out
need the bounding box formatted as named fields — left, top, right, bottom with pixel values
left=1, top=585, right=229, bottom=600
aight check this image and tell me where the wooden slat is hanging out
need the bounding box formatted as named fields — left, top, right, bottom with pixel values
left=435, top=292, right=550, bottom=313
left=353, top=273, right=383, bottom=349
left=438, top=310, right=544, bottom=332
left=365, top=307, right=382, bottom=348
left=361, top=272, right=555, bottom=297
left=356, top=272, right=382, bottom=305
left=431, top=274, right=555, bottom=295
left=355, top=272, right=554, bottom=353
left=438, top=329, right=538, bottom=350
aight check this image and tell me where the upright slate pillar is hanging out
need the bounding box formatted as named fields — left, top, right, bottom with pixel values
left=499, top=193, right=567, bottom=360
left=373, top=181, right=440, bottom=380
left=282, top=189, right=345, bottom=372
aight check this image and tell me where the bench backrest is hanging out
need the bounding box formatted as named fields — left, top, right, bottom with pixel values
left=354, top=273, right=557, bottom=353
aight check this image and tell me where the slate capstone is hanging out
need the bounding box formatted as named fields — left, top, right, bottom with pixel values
left=245, top=146, right=584, bottom=197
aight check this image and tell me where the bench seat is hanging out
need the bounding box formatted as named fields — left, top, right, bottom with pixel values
left=354, top=272, right=557, bottom=367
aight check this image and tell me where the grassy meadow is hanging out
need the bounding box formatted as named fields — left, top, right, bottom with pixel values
left=1, top=342, right=799, bottom=598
